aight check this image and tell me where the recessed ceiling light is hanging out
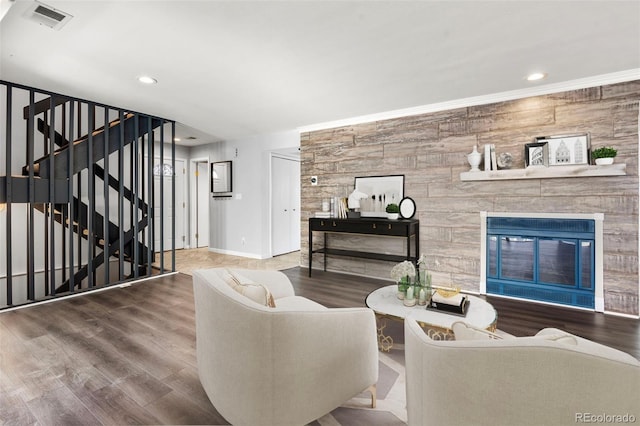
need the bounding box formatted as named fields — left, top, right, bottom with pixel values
left=526, top=72, right=547, bottom=82
left=137, top=75, right=157, bottom=84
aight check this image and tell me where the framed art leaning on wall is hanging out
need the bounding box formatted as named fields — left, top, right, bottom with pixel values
left=525, top=142, right=549, bottom=167
left=534, top=134, right=590, bottom=166
left=354, top=175, right=404, bottom=218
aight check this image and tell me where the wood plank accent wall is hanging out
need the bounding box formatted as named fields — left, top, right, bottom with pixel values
left=300, top=80, right=640, bottom=316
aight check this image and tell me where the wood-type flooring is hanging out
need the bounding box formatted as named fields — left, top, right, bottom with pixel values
left=1, top=267, right=638, bottom=425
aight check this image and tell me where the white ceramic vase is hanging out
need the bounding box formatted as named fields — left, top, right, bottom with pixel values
left=467, top=146, right=482, bottom=172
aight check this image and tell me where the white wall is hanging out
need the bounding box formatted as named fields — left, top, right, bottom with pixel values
left=189, top=130, right=299, bottom=259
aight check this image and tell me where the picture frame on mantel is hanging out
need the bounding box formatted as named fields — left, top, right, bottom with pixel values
left=534, top=133, right=590, bottom=166
left=525, top=142, right=549, bottom=167
left=354, top=175, right=404, bottom=218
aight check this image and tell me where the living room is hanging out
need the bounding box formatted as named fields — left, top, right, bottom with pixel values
left=1, top=1, right=639, bottom=425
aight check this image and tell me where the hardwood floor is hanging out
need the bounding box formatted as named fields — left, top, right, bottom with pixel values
left=0, top=274, right=227, bottom=425
left=284, top=268, right=640, bottom=359
left=1, top=267, right=638, bottom=425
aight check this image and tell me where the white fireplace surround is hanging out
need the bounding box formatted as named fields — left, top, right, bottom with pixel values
left=479, top=211, right=604, bottom=313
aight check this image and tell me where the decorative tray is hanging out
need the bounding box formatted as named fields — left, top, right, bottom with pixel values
left=426, top=296, right=470, bottom=317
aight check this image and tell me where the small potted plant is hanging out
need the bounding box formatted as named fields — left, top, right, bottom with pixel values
left=591, top=146, right=617, bottom=166
left=386, top=203, right=400, bottom=220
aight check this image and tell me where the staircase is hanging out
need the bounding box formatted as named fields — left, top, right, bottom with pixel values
left=0, top=81, right=176, bottom=308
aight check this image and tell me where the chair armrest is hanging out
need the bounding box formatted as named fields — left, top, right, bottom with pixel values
left=536, top=327, right=640, bottom=365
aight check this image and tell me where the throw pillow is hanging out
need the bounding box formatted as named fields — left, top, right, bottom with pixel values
left=452, top=321, right=504, bottom=340
left=534, top=333, right=578, bottom=346
left=224, top=269, right=276, bottom=308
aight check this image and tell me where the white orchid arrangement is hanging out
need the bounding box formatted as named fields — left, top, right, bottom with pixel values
left=416, top=254, right=432, bottom=287
left=390, top=260, right=416, bottom=282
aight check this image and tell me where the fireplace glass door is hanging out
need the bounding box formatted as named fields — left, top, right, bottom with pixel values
left=486, top=218, right=595, bottom=308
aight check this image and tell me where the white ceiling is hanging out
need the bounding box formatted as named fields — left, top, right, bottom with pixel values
left=1, top=0, right=639, bottom=146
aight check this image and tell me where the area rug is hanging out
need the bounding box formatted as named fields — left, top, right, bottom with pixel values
left=312, top=321, right=408, bottom=425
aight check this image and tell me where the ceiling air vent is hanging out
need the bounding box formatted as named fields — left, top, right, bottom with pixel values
left=23, top=1, right=73, bottom=30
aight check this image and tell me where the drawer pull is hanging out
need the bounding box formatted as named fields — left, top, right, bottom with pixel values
left=321, top=221, right=325, bottom=226
left=372, top=224, right=377, bottom=229
left=388, top=224, right=392, bottom=230
left=332, top=221, right=336, bottom=227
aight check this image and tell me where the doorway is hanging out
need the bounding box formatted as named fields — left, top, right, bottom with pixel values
left=271, top=154, right=300, bottom=256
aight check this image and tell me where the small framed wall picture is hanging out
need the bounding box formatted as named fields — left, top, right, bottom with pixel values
left=211, top=160, right=233, bottom=193
left=525, top=142, right=549, bottom=167
left=534, top=133, right=590, bottom=166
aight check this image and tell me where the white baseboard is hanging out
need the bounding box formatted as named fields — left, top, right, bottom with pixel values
left=208, top=247, right=267, bottom=260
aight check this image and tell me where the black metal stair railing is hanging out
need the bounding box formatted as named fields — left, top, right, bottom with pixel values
left=0, top=80, right=176, bottom=309
left=30, top=122, right=153, bottom=292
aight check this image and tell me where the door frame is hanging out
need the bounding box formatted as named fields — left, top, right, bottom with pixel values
left=190, top=156, right=210, bottom=249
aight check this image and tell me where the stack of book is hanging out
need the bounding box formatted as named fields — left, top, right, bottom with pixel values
left=314, top=197, right=349, bottom=218
left=427, top=291, right=469, bottom=316
left=334, top=197, right=348, bottom=218
left=484, top=144, right=497, bottom=171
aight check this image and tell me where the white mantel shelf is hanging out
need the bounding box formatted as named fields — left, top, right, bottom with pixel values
left=460, top=163, right=626, bottom=181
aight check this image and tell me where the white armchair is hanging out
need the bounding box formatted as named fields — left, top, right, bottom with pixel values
left=192, top=268, right=378, bottom=426
left=404, top=316, right=640, bottom=426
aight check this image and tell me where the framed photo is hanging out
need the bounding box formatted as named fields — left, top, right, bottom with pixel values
left=211, top=161, right=232, bottom=193
left=525, top=142, right=549, bottom=167
left=354, top=175, right=404, bottom=218
left=534, top=134, right=590, bottom=166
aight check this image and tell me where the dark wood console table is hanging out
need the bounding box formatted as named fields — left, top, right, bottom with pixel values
left=308, top=217, right=420, bottom=277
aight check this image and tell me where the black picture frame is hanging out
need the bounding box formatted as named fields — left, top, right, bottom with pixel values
left=211, top=161, right=232, bottom=193
left=524, top=142, right=549, bottom=167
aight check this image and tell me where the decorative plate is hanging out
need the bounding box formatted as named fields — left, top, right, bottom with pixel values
left=399, top=197, right=416, bottom=219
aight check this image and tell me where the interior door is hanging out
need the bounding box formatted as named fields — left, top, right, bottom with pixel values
left=195, top=161, right=209, bottom=248
left=152, top=157, right=186, bottom=251
left=271, top=156, right=300, bottom=256
left=289, top=160, right=300, bottom=251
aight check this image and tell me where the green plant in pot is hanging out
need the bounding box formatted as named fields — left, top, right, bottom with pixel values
left=386, top=203, right=400, bottom=220
left=591, top=146, right=617, bottom=166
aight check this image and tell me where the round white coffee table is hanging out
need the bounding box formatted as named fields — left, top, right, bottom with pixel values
left=365, top=285, right=497, bottom=350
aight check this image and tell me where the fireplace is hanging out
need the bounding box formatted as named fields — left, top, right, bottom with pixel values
left=480, top=212, right=604, bottom=312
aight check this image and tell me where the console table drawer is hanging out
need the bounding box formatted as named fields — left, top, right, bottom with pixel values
left=309, top=218, right=411, bottom=236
